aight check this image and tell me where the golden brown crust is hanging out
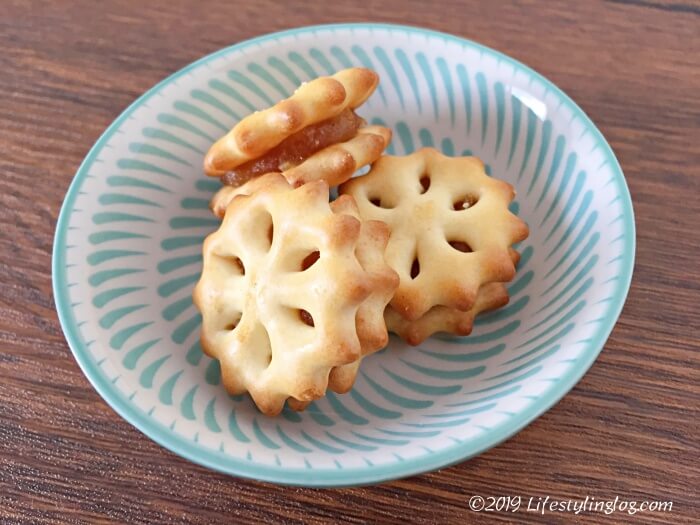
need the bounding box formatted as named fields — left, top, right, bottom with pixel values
left=283, top=126, right=391, bottom=188
left=385, top=283, right=509, bottom=346
left=385, top=250, right=521, bottom=345
left=208, top=174, right=278, bottom=219
left=324, top=195, right=399, bottom=396
left=340, top=148, right=529, bottom=321
left=193, top=174, right=397, bottom=415
left=282, top=196, right=399, bottom=413
left=204, top=68, right=380, bottom=177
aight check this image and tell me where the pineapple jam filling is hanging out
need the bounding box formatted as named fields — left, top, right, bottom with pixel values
left=221, top=109, right=364, bottom=187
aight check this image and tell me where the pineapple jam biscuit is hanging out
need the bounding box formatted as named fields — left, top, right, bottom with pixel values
left=204, top=67, right=391, bottom=191
left=385, top=249, right=520, bottom=345
left=193, top=174, right=397, bottom=415
left=288, top=194, right=399, bottom=411
left=209, top=126, right=391, bottom=218
left=340, top=148, right=529, bottom=321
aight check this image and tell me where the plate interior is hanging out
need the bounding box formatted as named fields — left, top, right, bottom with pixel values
left=53, top=24, right=634, bottom=486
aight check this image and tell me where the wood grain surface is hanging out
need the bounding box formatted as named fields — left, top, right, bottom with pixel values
left=1, top=0, right=698, bottom=523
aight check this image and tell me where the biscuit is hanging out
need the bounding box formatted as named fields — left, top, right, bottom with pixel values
left=283, top=125, right=391, bottom=188
left=209, top=169, right=283, bottom=219
left=209, top=126, right=392, bottom=218
left=193, top=173, right=397, bottom=415
left=385, top=249, right=521, bottom=345
left=204, top=68, right=390, bottom=188
left=287, top=195, right=399, bottom=411
left=385, top=283, right=509, bottom=346
left=340, top=148, right=528, bottom=321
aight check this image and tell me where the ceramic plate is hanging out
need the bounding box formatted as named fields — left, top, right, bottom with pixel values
left=53, top=23, right=635, bottom=487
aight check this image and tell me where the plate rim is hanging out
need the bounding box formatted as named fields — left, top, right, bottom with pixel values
left=52, top=22, right=636, bottom=487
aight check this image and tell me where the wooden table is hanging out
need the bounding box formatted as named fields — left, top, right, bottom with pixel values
left=1, top=1, right=698, bottom=523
